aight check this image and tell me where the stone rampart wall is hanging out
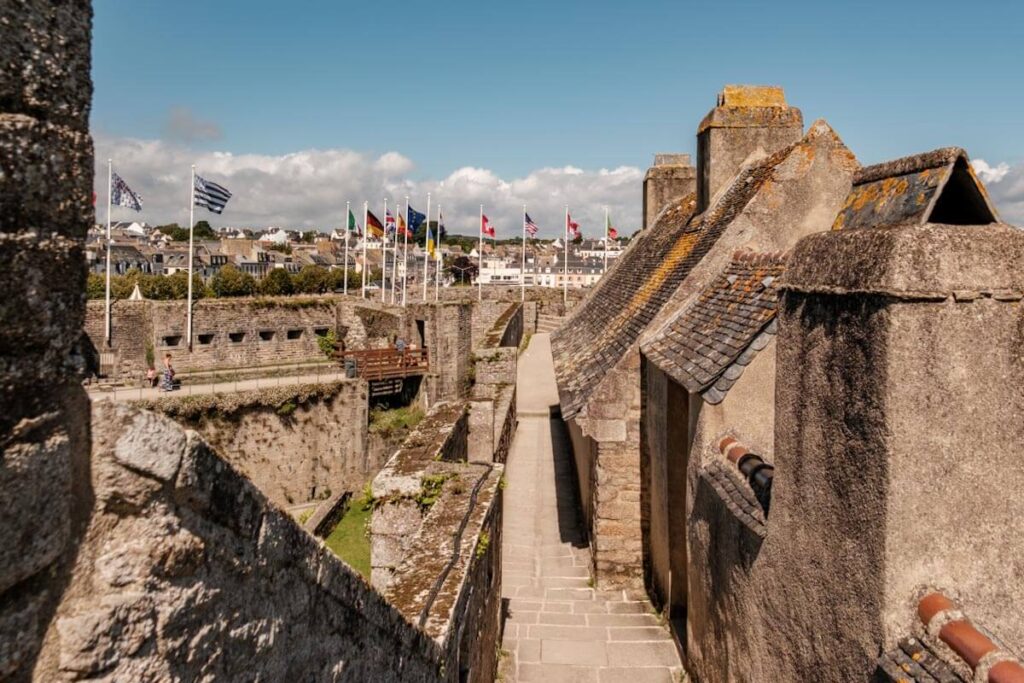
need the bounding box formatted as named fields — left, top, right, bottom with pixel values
left=137, top=380, right=373, bottom=507
left=26, top=401, right=446, bottom=681
left=370, top=402, right=504, bottom=682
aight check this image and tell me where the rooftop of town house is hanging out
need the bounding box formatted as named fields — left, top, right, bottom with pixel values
left=551, top=192, right=700, bottom=418
left=642, top=249, right=788, bottom=404
left=832, top=147, right=999, bottom=231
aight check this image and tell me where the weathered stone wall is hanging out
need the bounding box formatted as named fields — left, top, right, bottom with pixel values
left=468, top=347, right=518, bottom=464
left=137, top=380, right=374, bottom=507
left=28, top=401, right=446, bottom=681
left=82, top=300, right=153, bottom=379
left=370, top=402, right=504, bottom=683
left=1, top=1, right=95, bottom=677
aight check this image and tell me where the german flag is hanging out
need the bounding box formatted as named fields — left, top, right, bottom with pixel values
left=366, top=210, right=385, bottom=238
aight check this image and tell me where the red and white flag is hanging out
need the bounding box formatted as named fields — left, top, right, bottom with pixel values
left=566, top=213, right=580, bottom=239
left=481, top=214, right=496, bottom=238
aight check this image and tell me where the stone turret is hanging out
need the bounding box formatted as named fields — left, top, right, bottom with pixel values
left=696, top=85, right=803, bottom=212
left=764, top=149, right=1024, bottom=679
left=642, top=153, right=696, bottom=230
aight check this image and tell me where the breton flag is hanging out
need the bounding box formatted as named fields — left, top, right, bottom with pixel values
left=481, top=214, right=495, bottom=238
left=348, top=207, right=361, bottom=236
left=385, top=208, right=397, bottom=236
left=606, top=213, right=618, bottom=240
left=525, top=212, right=539, bottom=237
left=111, top=171, right=143, bottom=211
left=566, top=213, right=580, bottom=239
left=194, top=174, right=232, bottom=214
left=366, top=210, right=386, bottom=238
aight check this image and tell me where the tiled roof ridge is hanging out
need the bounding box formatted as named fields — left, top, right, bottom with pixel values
left=918, top=592, right=1024, bottom=683
left=730, top=248, right=791, bottom=265
left=854, top=147, right=966, bottom=185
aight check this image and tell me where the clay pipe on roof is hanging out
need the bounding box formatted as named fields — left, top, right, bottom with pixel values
left=719, top=436, right=774, bottom=514
left=918, top=592, right=1024, bottom=683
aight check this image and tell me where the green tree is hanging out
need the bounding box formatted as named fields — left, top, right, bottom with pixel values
left=86, top=273, right=106, bottom=299
left=139, top=273, right=174, bottom=300
left=159, top=221, right=217, bottom=241
left=209, top=264, right=255, bottom=297
left=446, top=255, right=478, bottom=285
left=167, top=270, right=208, bottom=299
left=110, top=268, right=141, bottom=299
left=259, top=267, right=294, bottom=296
left=326, top=267, right=360, bottom=292
left=293, top=264, right=329, bottom=294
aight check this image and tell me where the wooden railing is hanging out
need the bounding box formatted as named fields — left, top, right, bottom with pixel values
left=334, top=347, right=430, bottom=381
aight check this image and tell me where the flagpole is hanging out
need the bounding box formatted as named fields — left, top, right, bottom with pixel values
left=402, top=196, right=410, bottom=307
left=382, top=197, right=388, bottom=302
left=391, top=201, right=399, bottom=305
left=104, top=159, right=113, bottom=347
left=361, top=201, right=368, bottom=298
left=563, top=205, right=568, bottom=306
left=344, top=201, right=350, bottom=296
left=521, top=205, right=526, bottom=302
left=604, top=206, right=609, bottom=275
left=478, top=205, right=483, bottom=301
left=434, top=204, right=441, bottom=302
left=421, top=192, right=431, bottom=302
left=186, top=165, right=196, bottom=350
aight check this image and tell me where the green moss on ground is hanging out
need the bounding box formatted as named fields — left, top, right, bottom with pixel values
left=368, top=405, right=424, bottom=436
left=324, top=500, right=372, bottom=578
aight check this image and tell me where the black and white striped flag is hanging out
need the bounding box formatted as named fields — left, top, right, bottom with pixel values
left=194, top=174, right=232, bottom=214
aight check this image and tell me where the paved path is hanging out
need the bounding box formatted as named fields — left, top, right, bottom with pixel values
left=87, top=370, right=348, bottom=403
left=500, top=333, right=682, bottom=682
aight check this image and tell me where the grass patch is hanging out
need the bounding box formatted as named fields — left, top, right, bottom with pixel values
left=369, top=405, right=424, bottom=437
left=324, top=498, right=373, bottom=578
left=295, top=508, right=314, bottom=525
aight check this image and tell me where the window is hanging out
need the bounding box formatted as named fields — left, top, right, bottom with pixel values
left=162, top=335, right=181, bottom=347
left=258, top=330, right=275, bottom=342
left=286, top=329, right=303, bottom=340
left=197, top=333, right=215, bottom=345
left=314, top=327, right=329, bottom=337
left=228, top=332, right=245, bottom=343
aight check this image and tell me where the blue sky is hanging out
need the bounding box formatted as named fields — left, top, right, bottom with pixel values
left=91, top=0, right=1024, bottom=232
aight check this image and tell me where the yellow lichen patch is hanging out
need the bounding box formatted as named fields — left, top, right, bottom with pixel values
left=720, top=85, right=787, bottom=108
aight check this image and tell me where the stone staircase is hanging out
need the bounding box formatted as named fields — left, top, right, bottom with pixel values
left=536, top=313, right=566, bottom=334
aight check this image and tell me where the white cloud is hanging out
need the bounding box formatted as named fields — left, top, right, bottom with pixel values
left=972, top=159, right=1010, bottom=184
left=162, top=107, right=223, bottom=143
left=972, top=159, right=1024, bottom=226
left=94, top=135, right=645, bottom=237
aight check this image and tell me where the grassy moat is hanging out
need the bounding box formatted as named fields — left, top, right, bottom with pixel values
left=324, top=498, right=373, bottom=578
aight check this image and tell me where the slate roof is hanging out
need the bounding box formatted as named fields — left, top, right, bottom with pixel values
left=876, top=637, right=968, bottom=682
left=832, top=147, right=998, bottom=231
left=642, top=250, right=787, bottom=404
left=699, top=459, right=766, bottom=538
left=553, top=139, right=803, bottom=419
left=551, top=193, right=700, bottom=418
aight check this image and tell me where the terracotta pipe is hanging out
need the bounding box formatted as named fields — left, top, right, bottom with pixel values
left=918, top=592, right=1024, bottom=683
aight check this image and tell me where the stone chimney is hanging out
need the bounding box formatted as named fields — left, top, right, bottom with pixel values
left=642, top=153, right=696, bottom=230
left=696, top=85, right=803, bottom=212
left=765, top=220, right=1024, bottom=677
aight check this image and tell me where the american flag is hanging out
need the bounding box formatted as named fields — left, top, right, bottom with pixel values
left=194, top=174, right=232, bottom=214
left=524, top=212, right=539, bottom=237
left=111, top=171, right=143, bottom=212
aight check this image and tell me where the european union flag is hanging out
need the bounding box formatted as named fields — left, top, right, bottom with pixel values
left=407, top=205, right=426, bottom=233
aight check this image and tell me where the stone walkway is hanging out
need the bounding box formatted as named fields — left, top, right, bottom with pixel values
left=499, top=333, right=682, bottom=682
left=87, top=370, right=347, bottom=403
